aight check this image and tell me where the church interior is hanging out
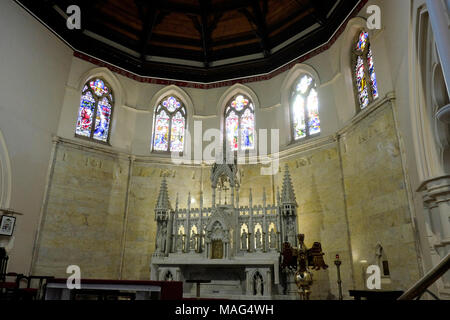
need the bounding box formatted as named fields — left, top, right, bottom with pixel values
left=0, top=0, right=449, bottom=301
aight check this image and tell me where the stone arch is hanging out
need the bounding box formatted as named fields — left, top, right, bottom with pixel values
left=149, top=85, right=194, bottom=153
left=411, top=7, right=447, bottom=179
left=78, top=67, right=126, bottom=108
left=280, top=63, right=321, bottom=145
left=252, top=270, right=265, bottom=296
left=338, top=17, right=369, bottom=120
left=216, top=83, right=260, bottom=142
left=164, top=270, right=174, bottom=281
left=77, top=67, right=125, bottom=144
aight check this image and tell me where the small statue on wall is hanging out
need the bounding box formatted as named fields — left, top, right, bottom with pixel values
left=176, top=233, right=183, bottom=252
left=253, top=272, right=264, bottom=296
left=255, top=229, right=262, bottom=250
left=190, top=231, right=197, bottom=251
left=269, top=229, right=277, bottom=249
left=241, top=230, right=248, bottom=251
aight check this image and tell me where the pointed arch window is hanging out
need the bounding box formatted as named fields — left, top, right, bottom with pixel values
left=353, top=31, right=379, bottom=110
left=75, top=78, right=114, bottom=143
left=152, top=96, right=187, bottom=152
left=291, top=75, right=320, bottom=141
left=224, top=94, right=255, bottom=151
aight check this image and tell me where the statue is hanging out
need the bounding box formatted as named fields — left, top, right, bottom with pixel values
left=241, top=230, right=248, bottom=251
left=269, top=229, right=277, bottom=249
left=254, top=273, right=263, bottom=296
left=165, top=271, right=173, bottom=281
left=190, top=231, right=197, bottom=251
left=255, top=229, right=262, bottom=249
left=157, top=224, right=167, bottom=253
left=176, top=233, right=183, bottom=252
left=281, top=234, right=328, bottom=300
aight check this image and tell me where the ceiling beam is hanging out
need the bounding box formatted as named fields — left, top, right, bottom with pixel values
left=240, top=0, right=271, bottom=57
left=135, top=1, right=167, bottom=62
left=149, top=0, right=254, bottom=15
left=294, top=0, right=328, bottom=26
left=199, top=0, right=211, bottom=67
left=189, top=0, right=223, bottom=68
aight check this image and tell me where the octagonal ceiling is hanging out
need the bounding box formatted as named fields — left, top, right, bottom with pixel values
left=17, top=0, right=362, bottom=82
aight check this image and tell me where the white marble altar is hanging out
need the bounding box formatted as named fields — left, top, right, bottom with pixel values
left=150, top=161, right=299, bottom=299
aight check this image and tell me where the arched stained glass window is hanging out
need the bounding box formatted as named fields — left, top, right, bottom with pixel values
left=291, top=75, right=320, bottom=141
left=76, top=78, right=114, bottom=143
left=353, top=31, right=379, bottom=110
left=224, top=95, right=255, bottom=151
left=152, top=96, right=186, bottom=152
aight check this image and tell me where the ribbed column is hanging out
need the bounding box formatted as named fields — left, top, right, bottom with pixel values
left=426, top=0, right=450, bottom=98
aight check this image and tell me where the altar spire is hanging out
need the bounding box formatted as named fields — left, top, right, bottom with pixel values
left=156, top=177, right=171, bottom=211
left=281, top=164, right=297, bottom=206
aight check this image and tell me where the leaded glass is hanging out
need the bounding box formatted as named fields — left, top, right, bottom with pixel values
left=90, top=79, right=109, bottom=97
left=170, top=112, right=185, bottom=152
left=153, top=110, right=170, bottom=151
left=163, top=96, right=181, bottom=113
left=240, top=109, right=255, bottom=150
left=291, top=75, right=320, bottom=140
left=296, top=75, right=312, bottom=94
left=368, top=48, right=379, bottom=99
left=224, top=94, right=255, bottom=151
left=356, top=31, right=369, bottom=52
left=152, top=96, right=186, bottom=153
left=307, top=89, right=320, bottom=135
left=226, top=111, right=239, bottom=151
left=76, top=91, right=96, bottom=137
left=231, top=95, right=249, bottom=112
left=75, top=78, right=114, bottom=142
left=93, top=97, right=112, bottom=142
left=356, top=56, right=369, bottom=109
left=293, top=95, right=306, bottom=139
left=353, top=31, right=379, bottom=110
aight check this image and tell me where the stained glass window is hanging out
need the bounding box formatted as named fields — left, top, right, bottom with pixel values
left=353, top=31, right=379, bottom=110
left=76, top=78, right=113, bottom=143
left=291, top=75, right=320, bottom=141
left=152, top=96, right=186, bottom=152
left=224, top=95, right=255, bottom=151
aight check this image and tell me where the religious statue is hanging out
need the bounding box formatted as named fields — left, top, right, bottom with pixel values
left=190, top=231, right=197, bottom=251
left=241, top=230, right=248, bottom=251
left=176, top=233, right=183, bottom=252
left=165, top=271, right=173, bottom=281
left=269, top=229, right=277, bottom=249
left=281, top=234, right=328, bottom=300
left=157, top=224, right=167, bottom=253
left=254, top=274, right=263, bottom=296
left=255, top=229, right=262, bottom=249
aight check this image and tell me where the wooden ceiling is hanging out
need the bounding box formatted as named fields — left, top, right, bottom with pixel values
left=17, top=0, right=361, bottom=82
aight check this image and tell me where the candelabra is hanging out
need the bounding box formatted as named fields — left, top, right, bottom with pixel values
left=334, top=254, right=343, bottom=300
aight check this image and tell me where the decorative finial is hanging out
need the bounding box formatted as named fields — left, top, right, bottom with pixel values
left=281, top=164, right=297, bottom=205
left=156, top=177, right=171, bottom=210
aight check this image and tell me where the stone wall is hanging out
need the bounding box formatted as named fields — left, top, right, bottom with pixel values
left=339, top=100, right=421, bottom=290
left=32, top=98, right=421, bottom=298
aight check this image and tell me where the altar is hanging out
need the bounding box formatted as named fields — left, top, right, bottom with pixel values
left=150, top=160, right=300, bottom=299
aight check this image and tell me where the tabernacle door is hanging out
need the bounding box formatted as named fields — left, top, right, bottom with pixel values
left=211, top=240, right=223, bottom=259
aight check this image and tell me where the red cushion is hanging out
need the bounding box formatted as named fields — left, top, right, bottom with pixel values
left=0, top=282, right=17, bottom=289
